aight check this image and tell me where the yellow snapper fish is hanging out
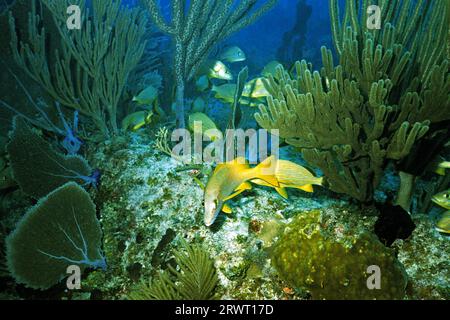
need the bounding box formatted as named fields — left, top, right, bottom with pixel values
left=435, top=211, right=450, bottom=234
left=211, top=84, right=237, bottom=102
left=204, top=157, right=279, bottom=226
left=262, top=60, right=282, bottom=78
left=242, top=78, right=270, bottom=99
left=212, top=83, right=266, bottom=106
left=219, top=46, right=246, bottom=63
left=251, top=155, right=324, bottom=199
left=188, top=112, right=221, bottom=141
left=435, top=160, right=450, bottom=176
left=432, top=189, right=450, bottom=210
left=132, top=86, right=158, bottom=105
left=121, top=111, right=153, bottom=131
left=198, top=60, right=233, bottom=81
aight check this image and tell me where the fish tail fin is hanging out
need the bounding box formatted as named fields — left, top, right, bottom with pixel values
left=435, top=167, right=445, bottom=176
left=317, top=176, right=324, bottom=186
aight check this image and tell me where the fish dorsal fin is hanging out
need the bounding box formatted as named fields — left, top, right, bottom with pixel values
left=297, top=184, right=314, bottom=193
left=222, top=203, right=233, bottom=214
left=215, top=158, right=249, bottom=173
left=276, top=187, right=289, bottom=199
left=229, top=157, right=249, bottom=168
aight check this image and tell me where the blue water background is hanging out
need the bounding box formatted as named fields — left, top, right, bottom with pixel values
left=122, top=0, right=333, bottom=71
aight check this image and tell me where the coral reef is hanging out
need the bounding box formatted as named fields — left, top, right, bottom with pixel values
left=7, top=117, right=93, bottom=199
left=16, top=132, right=440, bottom=300
left=270, top=209, right=408, bottom=300
left=8, top=0, right=147, bottom=137
left=397, top=215, right=450, bottom=299
left=0, top=0, right=59, bottom=137
left=128, top=240, right=218, bottom=300
left=6, top=182, right=105, bottom=290
left=144, top=0, right=277, bottom=127
left=256, top=0, right=450, bottom=203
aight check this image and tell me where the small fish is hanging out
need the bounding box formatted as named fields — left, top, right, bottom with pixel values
left=132, top=86, right=158, bottom=105
left=435, top=160, right=450, bottom=176
left=188, top=112, right=221, bottom=141
left=211, top=84, right=236, bottom=102
left=212, top=84, right=263, bottom=106
left=198, top=60, right=233, bottom=81
left=262, top=60, right=282, bottom=78
left=432, top=189, right=450, bottom=210
left=121, top=111, right=153, bottom=131
left=242, top=78, right=270, bottom=99
left=219, top=46, right=246, bottom=63
left=204, top=157, right=279, bottom=226
left=251, top=155, right=323, bottom=198
left=195, top=75, right=210, bottom=92
left=435, top=211, right=450, bottom=234
left=239, top=97, right=263, bottom=107
left=211, top=83, right=252, bottom=101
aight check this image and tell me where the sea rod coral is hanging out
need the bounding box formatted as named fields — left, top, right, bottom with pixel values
left=144, top=0, right=277, bottom=127
left=256, top=0, right=450, bottom=203
left=8, top=0, right=147, bottom=137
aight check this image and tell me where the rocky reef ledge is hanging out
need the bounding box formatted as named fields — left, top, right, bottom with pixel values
left=78, top=132, right=448, bottom=300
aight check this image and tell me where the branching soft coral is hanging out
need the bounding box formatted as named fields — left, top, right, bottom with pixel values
left=256, top=0, right=450, bottom=203
left=9, top=0, right=147, bottom=137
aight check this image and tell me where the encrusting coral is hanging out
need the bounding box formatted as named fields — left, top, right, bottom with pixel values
left=144, top=0, right=277, bottom=127
left=270, top=210, right=408, bottom=300
left=256, top=0, right=450, bottom=203
left=8, top=0, right=147, bottom=137
left=6, top=182, right=105, bottom=290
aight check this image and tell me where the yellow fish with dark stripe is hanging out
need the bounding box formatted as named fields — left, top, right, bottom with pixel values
left=204, top=157, right=279, bottom=226
left=432, top=189, right=450, bottom=234
left=251, top=155, right=324, bottom=198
